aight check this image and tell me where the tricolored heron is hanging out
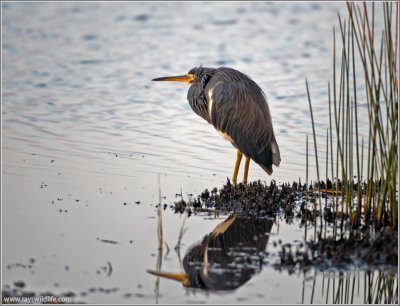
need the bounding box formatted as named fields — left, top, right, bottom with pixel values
left=152, top=66, right=280, bottom=185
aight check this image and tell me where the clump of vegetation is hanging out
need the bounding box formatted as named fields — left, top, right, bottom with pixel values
left=306, top=2, right=398, bottom=230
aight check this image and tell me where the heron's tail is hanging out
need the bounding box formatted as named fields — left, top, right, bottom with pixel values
left=271, top=139, right=281, bottom=167
left=256, top=139, right=280, bottom=175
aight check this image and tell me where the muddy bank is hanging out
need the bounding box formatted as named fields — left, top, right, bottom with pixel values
left=174, top=179, right=301, bottom=218
left=279, top=225, right=398, bottom=272
left=173, top=180, right=398, bottom=270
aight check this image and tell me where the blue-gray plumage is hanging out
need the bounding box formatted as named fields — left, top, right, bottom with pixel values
left=152, top=66, right=281, bottom=183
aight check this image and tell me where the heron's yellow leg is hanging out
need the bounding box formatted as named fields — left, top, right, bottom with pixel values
left=232, top=150, right=242, bottom=185
left=243, top=156, right=251, bottom=185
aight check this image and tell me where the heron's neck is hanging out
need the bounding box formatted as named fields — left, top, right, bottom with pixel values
left=187, top=73, right=213, bottom=123
left=187, top=84, right=210, bottom=123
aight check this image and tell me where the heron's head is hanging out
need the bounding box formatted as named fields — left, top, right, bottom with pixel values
left=152, top=66, right=215, bottom=85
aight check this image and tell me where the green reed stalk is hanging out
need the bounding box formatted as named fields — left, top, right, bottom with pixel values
left=325, top=129, right=329, bottom=217
left=306, top=80, right=323, bottom=230
left=305, top=135, right=308, bottom=241
left=350, top=13, right=363, bottom=227
left=328, top=82, right=338, bottom=238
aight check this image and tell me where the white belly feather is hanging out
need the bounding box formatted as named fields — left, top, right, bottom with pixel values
left=207, top=88, right=214, bottom=118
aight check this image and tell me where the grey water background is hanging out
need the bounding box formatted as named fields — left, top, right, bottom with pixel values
left=2, top=2, right=389, bottom=304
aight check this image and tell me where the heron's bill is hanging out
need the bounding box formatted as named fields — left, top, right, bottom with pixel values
left=152, top=73, right=195, bottom=84
left=146, top=269, right=190, bottom=286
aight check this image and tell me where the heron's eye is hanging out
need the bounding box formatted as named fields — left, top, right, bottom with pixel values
left=187, top=73, right=196, bottom=83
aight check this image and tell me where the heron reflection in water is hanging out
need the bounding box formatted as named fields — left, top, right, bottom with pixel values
left=147, top=215, right=273, bottom=290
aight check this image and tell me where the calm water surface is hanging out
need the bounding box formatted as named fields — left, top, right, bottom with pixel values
left=2, top=2, right=395, bottom=304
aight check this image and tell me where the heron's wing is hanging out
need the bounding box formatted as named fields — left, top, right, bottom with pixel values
left=208, top=80, right=280, bottom=174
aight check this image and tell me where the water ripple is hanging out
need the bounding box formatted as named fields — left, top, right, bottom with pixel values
left=2, top=1, right=371, bottom=183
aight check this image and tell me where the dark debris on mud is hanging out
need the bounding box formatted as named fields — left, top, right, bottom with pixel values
left=279, top=225, right=398, bottom=272
left=175, top=179, right=304, bottom=219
